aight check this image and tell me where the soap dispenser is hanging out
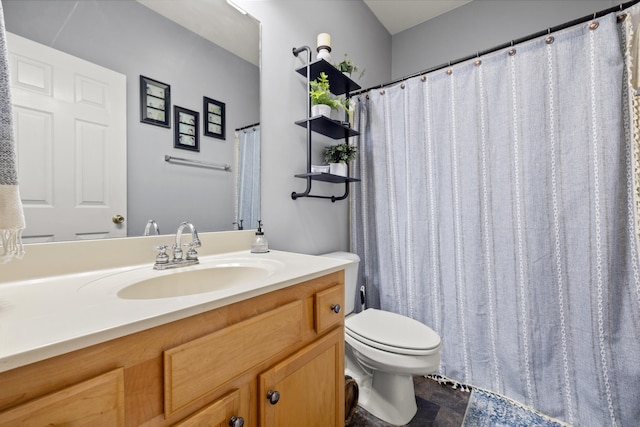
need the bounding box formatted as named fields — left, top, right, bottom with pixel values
left=251, top=220, right=269, bottom=253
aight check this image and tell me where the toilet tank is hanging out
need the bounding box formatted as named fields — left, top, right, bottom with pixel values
left=321, top=252, right=360, bottom=315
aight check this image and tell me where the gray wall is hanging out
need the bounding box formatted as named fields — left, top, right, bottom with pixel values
left=236, top=0, right=391, bottom=254
left=3, top=0, right=259, bottom=236
left=392, top=0, right=619, bottom=80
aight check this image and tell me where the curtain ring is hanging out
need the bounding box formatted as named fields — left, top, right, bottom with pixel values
left=400, top=83, right=405, bottom=89
left=380, top=89, right=385, bottom=95
left=546, top=36, right=554, bottom=44
left=421, top=75, right=426, bottom=82
left=589, top=21, right=599, bottom=30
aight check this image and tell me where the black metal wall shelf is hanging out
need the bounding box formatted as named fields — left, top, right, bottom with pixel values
left=295, top=116, right=360, bottom=140
left=295, top=172, right=361, bottom=184
left=295, top=59, right=361, bottom=96
left=291, top=45, right=360, bottom=202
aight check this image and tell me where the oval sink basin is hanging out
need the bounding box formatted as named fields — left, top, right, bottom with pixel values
left=117, top=266, right=271, bottom=299
left=78, top=256, right=285, bottom=300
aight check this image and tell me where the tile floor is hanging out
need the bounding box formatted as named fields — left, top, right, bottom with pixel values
left=347, top=376, right=471, bottom=427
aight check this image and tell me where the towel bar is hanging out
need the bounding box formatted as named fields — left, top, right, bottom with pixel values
left=164, top=155, right=231, bottom=171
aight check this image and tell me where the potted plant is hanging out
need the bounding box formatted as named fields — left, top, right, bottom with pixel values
left=309, top=72, right=343, bottom=117
left=323, top=142, right=358, bottom=176
left=334, top=53, right=365, bottom=79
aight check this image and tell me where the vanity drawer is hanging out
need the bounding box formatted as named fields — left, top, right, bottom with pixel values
left=314, top=284, right=344, bottom=334
left=0, top=367, right=124, bottom=427
left=164, top=300, right=303, bottom=417
left=173, top=388, right=243, bottom=427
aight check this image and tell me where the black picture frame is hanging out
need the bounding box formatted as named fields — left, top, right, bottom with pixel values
left=203, top=96, right=225, bottom=139
left=173, top=106, right=199, bottom=152
left=140, top=75, right=171, bottom=127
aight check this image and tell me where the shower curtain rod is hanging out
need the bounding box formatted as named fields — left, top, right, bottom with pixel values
left=235, top=122, right=260, bottom=132
left=350, top=0, right=640, bottom=97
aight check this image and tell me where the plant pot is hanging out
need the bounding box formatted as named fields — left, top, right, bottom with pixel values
left=329, top=162, right=348, bottom=177
left=311, top=104, right=331, bottom=118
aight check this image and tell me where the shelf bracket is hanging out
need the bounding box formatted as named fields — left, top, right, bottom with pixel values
left=291, top=178, right=350, bottom=203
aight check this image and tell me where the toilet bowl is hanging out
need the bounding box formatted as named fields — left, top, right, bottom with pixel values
left=321, top=252, right=442, bottom=426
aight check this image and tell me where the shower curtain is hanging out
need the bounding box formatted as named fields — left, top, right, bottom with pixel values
left=235, top=125, right=260, bottom=229
left=351, top=11, right=640, bottom=427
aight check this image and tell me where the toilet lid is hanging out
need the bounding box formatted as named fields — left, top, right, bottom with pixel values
left=345, top=309, right=441, bottom=355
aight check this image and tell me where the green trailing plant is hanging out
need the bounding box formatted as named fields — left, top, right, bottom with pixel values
left=334, top=53, right=365, bottom=79
left=309, top=72, right=344, bottom=111
left=323, top=143, right=358, bottom=164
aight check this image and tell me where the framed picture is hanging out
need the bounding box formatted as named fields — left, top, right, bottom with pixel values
left=173, top=106, right=199, bottom=152
left=203, top=96, right=225, bottom=139
left=140, top=75, right=170, bottom=127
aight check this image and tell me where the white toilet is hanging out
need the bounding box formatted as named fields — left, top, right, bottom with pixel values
left=322, top=252, right=442, bottom=426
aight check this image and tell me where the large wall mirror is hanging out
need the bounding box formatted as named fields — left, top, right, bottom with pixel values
left=3, top=0, right=260, bottom=242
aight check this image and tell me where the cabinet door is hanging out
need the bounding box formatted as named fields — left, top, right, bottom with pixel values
left=0, top=367, right=124, bottom=427
left=173, top=388, right=245, bottom=427
left=258, top=328, right=344, bottom=427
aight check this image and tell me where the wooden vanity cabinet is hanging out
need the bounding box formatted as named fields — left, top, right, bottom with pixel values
left=0, top=271, right=345, bottom=427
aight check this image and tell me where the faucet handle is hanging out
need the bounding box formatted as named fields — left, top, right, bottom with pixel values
left=154, top=245, right=170, bottom=264
left=184, top=242, right=199, bottom=261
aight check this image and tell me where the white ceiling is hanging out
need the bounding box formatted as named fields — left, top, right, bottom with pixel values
left=136, top=0, right=473, bottom=67
left=364, top=0, right=473, bottom=35
left=136, top=0, right=260, bottom=66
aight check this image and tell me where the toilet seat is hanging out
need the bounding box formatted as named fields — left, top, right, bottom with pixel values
left=346, top=309, right=441, bottom=356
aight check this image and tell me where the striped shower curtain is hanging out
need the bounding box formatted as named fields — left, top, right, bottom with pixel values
left=235, top=125, right=260, bottom=229
left=351, top=10, right=640, bottom=427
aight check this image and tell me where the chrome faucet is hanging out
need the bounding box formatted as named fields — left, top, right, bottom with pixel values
left=153, top=222, right=201, bottom=270
left=144, top=219, right=160, bottom=236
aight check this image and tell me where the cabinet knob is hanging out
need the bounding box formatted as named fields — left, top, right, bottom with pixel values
left=267, top=390, right=280, bottom=405
left=229, top=416, right=244, bottom=427
left=331, top=303, right=341, bottom=314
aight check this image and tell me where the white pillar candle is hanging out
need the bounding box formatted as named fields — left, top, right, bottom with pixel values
left=317, top=33, right=331, bottom=48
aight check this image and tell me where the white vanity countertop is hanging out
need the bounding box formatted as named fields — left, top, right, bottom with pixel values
left=0, top=249, right=350, bottom=373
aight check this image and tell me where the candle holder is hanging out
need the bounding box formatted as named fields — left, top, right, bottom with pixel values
left=317, top=45, right=332, bottom=62
left=316, top=33, right=331, bottom=62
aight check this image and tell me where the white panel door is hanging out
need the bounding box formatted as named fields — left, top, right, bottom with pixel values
left=7, top=32, right=127, bottom=242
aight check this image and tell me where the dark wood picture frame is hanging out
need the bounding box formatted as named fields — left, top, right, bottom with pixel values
left=140, top=75, right=171, bottom=127
left=203, top=96, right=225, bottom=139
left=173, top=106, right=199, bottom=152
